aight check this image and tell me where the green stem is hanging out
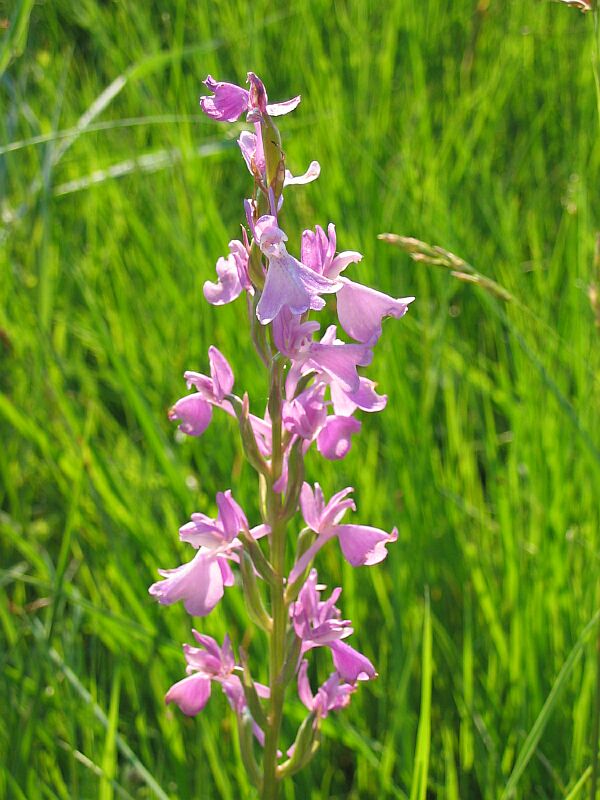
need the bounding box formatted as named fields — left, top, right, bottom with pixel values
left=262, top=358, right=287, bottom=800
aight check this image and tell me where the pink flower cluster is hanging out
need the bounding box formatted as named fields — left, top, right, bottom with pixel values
left=150, top=72, right=413, bottom=779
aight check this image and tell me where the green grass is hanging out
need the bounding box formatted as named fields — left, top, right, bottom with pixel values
left=1, top=0, right=600, bottom=797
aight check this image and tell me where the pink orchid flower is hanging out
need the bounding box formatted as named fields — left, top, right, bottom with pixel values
left=200, top=73, right=301, bottom=123
left=288, top=483, right=397, bottom=583
left=203, top=238, right=252, bottom=306
left=169, top=346, right=234, bottom=436
left=297, top=660, right=355, bottom=719
left=254, top=216, right=341, bottom=325
left=239, top=129, right=320, bottom=187
left=149, top=491, right=268, bottom=616
left=166, top=632, right=269, bottom=745
left=291, top=570, right=377, bottom=683
left=300, top=222, right=414, bottom=343
left=301, top=223, right=363, bottom=280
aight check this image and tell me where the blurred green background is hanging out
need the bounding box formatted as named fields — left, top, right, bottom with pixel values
left=1, top=0, right=600, bottom=797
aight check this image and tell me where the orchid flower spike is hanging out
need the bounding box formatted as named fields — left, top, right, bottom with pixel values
left=154, top=70, right=413, bottom=790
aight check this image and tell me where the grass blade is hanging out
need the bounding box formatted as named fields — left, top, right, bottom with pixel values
left=501, top=611, right=600, bottom=799
left=409, top=589, right=433, bottom=800
left=30, top=620, right=170, bottom=800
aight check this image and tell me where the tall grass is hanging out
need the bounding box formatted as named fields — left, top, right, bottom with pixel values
left=1, top=0, right=599, bottom=797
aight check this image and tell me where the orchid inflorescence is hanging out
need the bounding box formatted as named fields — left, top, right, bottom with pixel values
left=149, top=72, right=414, bottom=798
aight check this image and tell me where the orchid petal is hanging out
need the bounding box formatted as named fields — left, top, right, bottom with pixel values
left=297, top=660, right=314, bottom=710
left=149, top=550, right=225, bottom=617
left=183, top=371, right=213, bottom=395
left=168, top=393, right=212, bottom=436
left=216, top=490, right=247, bottom=540
left=246, top=72, right=268, bottom=114
left=335, top=524, right=398, bottom=567
left=284, top=160, right=320, bottom=186
left=238, top=131, right=260, bottom=175
left=254, top=215, right=288, bottom=253
left=299, top=483, right=320, bottom=531
left=250, top=523, right=270, bottom=539
left=329, top=640, right=377, bottom=683
left=266, top=95, right=301, bottom=116
left=182, top=645, right=222, bottom=676
left=272, top=309, right=319, bottom=359
left=256, top=256, right=336, bottom=324
left=190, top=631, right=223, bottom=661
left=208, top=346, right=234, bottom=400
left=333, top=377, right=388, bottom=415
left=337, top=279, right=414, bottom=343
left=218, top=557, right=235, bottom=588
left=165, top=673, right=212, bottom=715
left=203, top=255, right=243, bottom=306
left=326, top=250, right=363, bottom=280
left=200, top=76, right=249, bottom=122
left=307, top=340, right=372, bottom=394
left=317, top=416, right=361, bottom=460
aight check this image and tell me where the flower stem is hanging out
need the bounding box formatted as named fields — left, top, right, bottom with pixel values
left=262, top=357, right=286, bottom=800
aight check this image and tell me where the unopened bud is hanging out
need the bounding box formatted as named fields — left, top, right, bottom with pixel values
left=279, top=631, right=302, bottom=688
left=248, top=292, right=272, bottom=367
left=277, top=712, right=320, bottom=778
left=240, top=550, right=272, bottom=631
left=227, top=392, right=269, bottom=475
left=239, top=647, right=269, bottom=729
left=282, top=438, right=305, bottom=519
left=284, top=528, right=317, bottom=604
left=261, top=114, right=285, bottom=197
left=239, top=529, right=276, bottom=587
left=248, top=241, right=265, bottom=289
left=237, top=709, right=262, bottom=789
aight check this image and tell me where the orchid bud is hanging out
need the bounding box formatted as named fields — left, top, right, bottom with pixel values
left=277, top=712, right=319, bottom=779
left=248, top=240, right=265, bottom=289
left=238, top=530, right=276, bottom=587
left=240, top=550, right=273, bottom=632
left=279, top=630, right=302, bottom=687
left=284, top=527, right=317, bottom=603
left=239, top=648, right=269, bottom=730
left=260, top=114, right=285, bottom=195
left=282, top=437, right=305, bottom=519
left=237, top=709, right=262, bottom=790
left=228, top=392, right=269, bottom=476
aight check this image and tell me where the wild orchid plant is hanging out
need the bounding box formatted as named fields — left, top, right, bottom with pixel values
left=149, top=72, right=414, bottom=798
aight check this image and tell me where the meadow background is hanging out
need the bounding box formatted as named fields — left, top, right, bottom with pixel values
left=1, top=1, right=600, bottom=798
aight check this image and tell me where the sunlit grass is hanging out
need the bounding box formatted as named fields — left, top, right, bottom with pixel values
left=1, top=0, right=599, bottom=797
